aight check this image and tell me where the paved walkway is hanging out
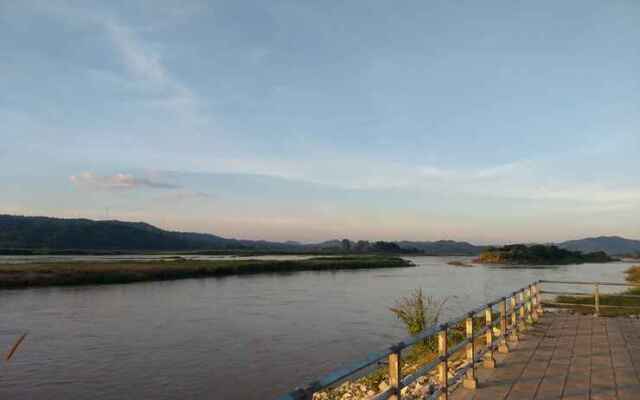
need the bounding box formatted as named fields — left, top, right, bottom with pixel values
left=451, top=312, right=640, bottom=400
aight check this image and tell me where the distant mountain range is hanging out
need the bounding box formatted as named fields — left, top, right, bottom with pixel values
left=0, top=215, right=485, bottom=255
left=558, top=236, right=640, bottom=256
left=397, top=240, right=486, bottom=255
left=0, top=215, right=638, bottom=256
left=0, top=215, right=293, bottom=253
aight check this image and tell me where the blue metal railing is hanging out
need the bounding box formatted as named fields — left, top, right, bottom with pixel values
left=277, top=281, right=542, bottom=400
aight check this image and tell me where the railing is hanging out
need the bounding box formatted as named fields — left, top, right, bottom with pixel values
left=539, top=280, right=640, bottom=316
left=277, top=281, right=543, bottom=400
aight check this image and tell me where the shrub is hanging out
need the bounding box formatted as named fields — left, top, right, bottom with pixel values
left=390, top=288, right=447, bottom=351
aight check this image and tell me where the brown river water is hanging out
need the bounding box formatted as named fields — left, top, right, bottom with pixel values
left=0, top=256, right=633, bottom=399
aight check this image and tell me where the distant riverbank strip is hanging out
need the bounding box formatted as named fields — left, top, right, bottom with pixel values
left=552, top=265, right=640, bottom=316
left=0, top=256, right=414, bottom=289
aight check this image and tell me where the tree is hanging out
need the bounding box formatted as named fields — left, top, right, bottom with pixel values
left=341, top=239, right=351, bottom=252
left=354, top=240, right=370, bottom=253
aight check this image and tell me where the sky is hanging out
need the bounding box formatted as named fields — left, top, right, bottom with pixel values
left=1, top=0, right=639, bottom=244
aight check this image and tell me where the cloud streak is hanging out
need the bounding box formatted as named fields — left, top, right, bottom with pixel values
left=70, top=172, right=180, bottom=190
left=26, top=1, right=203, bottom=121
left=103, top=20, right=201, bottom=119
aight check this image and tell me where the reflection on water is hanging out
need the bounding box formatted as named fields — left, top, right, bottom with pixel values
left=0, top=256, right=632, bottom=399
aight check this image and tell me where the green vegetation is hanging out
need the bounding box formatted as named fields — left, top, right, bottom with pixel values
left=476, top=244, right=615, bottom=265
left=554, top=265, right=640, bottom=316
left=390, top=288, right=447, bottom=351
left=447, top=260, right=474, bottom=267
left=0, top=256, right=413, bottom=289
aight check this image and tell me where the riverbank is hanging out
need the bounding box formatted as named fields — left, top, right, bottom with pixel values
left=554, top=265, right=640, bottom=316
left=0, top=256, right=413, bottom=289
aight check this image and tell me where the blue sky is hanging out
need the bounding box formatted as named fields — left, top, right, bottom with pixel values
left=1, top=1, right=639, bottom=243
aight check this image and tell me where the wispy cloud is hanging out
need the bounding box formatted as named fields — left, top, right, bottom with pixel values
left=508, top=185, right=640, bottom=207
left=25, top=1, right=204, bottom=121
left=70, top=172, right=180, bottom=190
left=153, top=190, right=215, bottom=202
left=103, top=20, right=201, bottom=119
left=417, top=161, right=529, bottom=181
left=105, top=22, right=167, bottom=82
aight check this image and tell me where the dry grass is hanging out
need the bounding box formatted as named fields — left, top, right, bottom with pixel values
left=552, top=265, right=640, bottom=316
left=5, top=333, right=27, bottom=362
left=0, top=256, right=413, bottom=288
left=625, top=265, right=640, bottom=283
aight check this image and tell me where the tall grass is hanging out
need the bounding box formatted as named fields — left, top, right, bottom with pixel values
left=390, top=288, right=447, bottom=351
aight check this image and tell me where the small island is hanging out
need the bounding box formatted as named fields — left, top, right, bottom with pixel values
left=447, top=260, right=474, bottom=267
left=475, top=244, right=616, bottom=265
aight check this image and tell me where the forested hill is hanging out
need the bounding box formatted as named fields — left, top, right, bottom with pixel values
left=0, top=215, right=240, bottom=251
left=0, top=215, right=487, bottom=254
left=397, top=240, right=486, bottom=255
left=558, top=236, right=640, bottom=256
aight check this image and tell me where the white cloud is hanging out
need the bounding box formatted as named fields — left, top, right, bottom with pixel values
left=70, top=172, right=179, bottom=190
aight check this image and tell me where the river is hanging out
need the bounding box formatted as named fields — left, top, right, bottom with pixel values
left=0, top=256, right=634, bottom=399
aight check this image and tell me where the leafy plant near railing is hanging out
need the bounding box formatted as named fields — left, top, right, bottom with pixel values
left=389, top=288, right=447, bottom=352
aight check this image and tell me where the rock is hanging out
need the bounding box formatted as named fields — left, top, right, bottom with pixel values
left=423, top=383, right=434, bottom=394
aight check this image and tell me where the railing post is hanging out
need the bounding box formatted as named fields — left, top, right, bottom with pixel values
left=463, top=313, right=477, bottom=389
left=536, top=281, right=544, bottom=316
left=509, top=294, right=519, bottom=343
left=530, top=284, right=539, bottom=321
left=388, top=345, right=401, bottom=400
left=518, top=290, right=527, bottom=332
left=437, top=325, right=448, bottom=400
left=498, top=298, right=510, bottom=353
left=594, top=283, right=600, bottom=317
left=525, top=285, right=534, bottom=324
left=484, top=306, right=496, bottom=368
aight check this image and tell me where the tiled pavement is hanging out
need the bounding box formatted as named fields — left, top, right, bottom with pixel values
left=451, top=312, right=640, bottom=400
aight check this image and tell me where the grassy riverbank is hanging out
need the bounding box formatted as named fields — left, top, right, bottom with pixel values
left=554, top=265, right=640, bottom=316
left=0, top=256, right=413, bottom=289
